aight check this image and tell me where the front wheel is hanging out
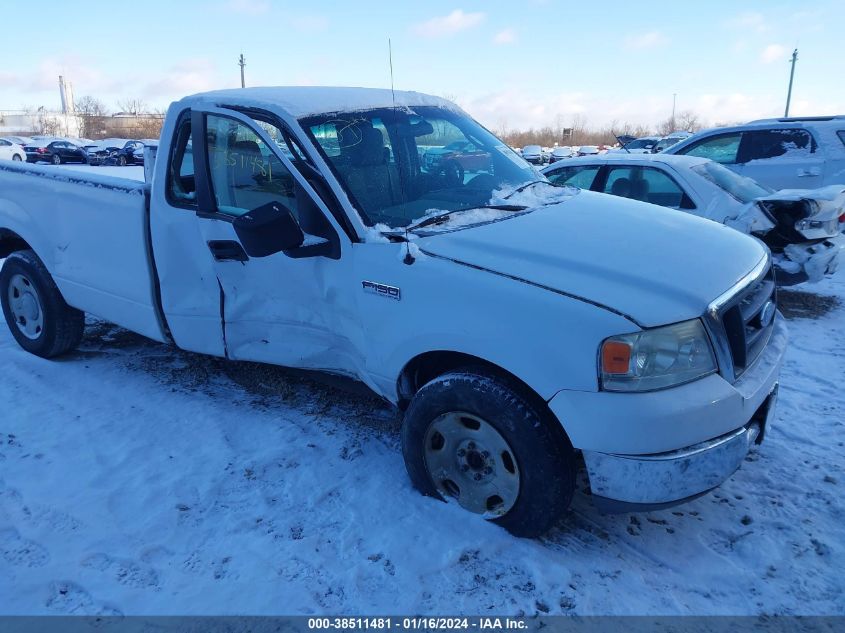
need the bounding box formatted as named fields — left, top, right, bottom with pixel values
left=0, top=250, right=84, bottom=358
left=402, top=369, right=576, bottom=537
left=12, top=154, right=22, bottom=162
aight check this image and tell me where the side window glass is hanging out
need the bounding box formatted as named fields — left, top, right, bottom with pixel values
left=167, top=115, right=197, bottom=205
left=639, top=167, right=688, bottom=207
left=546, top=165, right=599, bottom=189
left=602, top=166, right=636, bottom=198
left=838, top=130, right=845, bottom=147
left=742, top=129, right=815, bottom=162
left=602, top=166, right=691, bottom=208
left=206, top=114, right=298, bottom=220
left=680, top=134, right=741, bottom=164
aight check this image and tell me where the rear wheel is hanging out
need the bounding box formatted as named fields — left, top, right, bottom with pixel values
left=0, top=250, right=84, bottom=358
left=402, top=369, right=576, bottom=537
left=118, top=155, right=127, bottom=166
left=51, top=154, right=62, bottom=165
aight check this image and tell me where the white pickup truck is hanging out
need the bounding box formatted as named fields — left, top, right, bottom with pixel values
left=0, top=87, right=786, bottom=536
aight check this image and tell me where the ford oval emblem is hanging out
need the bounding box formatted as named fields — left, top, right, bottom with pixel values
left=759, top=300, right=776, bottom=327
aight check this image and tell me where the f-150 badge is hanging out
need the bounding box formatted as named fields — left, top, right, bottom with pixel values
left=362, top=281, right=401, bottom=301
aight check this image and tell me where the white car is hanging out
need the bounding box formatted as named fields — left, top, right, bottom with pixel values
left=0, top=138, right=25, bottom=162
left=653, top=132, right=693, bottom=153
left=542, top=152, right=844, bottom=284
left=665, top=116, right=845, bottom=190
left=1, top=135, right=35, bottom=147
left=0, top=86, right=785, bottom=536
left=520, top=144, right=544, bottom=165
left=577, top=145, right=599, bottom=156
left=608, top=136, right=659, bottom=154
left=549, top=146, right=574, bottom=163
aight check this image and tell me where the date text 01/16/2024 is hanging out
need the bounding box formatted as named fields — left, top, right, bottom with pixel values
left=307, top=618, right=528, bottom=630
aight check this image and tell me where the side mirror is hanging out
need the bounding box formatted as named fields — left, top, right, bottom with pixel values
left=232, top=201, right=304, bottom=257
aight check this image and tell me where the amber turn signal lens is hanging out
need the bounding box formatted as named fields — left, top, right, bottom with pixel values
left=602, top=341, right=631, bottom=374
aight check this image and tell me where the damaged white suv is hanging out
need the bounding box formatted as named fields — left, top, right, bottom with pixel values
left=0, top=87, right=786, bottom=536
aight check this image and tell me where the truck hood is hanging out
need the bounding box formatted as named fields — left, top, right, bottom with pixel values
left=418, top=190, right=767, bottom=327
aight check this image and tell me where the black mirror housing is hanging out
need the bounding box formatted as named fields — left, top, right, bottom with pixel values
left=232, top=202, right=304, bottom=257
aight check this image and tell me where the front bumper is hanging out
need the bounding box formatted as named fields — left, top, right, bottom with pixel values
left=584, top=386, right=776, bottom=511
left=775, top=235, right=844, bottom=285
left=549, top=313, right=787, bottom=508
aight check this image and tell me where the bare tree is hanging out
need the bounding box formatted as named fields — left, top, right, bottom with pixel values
left=134, top=109, right=166, bottom=140
left=75, top=96, right=109, bottom=139
left=116, top=98, right=149, bottom=115
left=35, top=107, right=61, bottom=136
left=657, top=109, right=703, bottom=135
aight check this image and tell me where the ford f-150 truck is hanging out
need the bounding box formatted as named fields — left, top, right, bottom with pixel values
left=0, top=87, right=787, bottom=536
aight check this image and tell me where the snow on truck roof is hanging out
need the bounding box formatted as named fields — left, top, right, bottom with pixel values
left=181, top=86, right=461, bottom=118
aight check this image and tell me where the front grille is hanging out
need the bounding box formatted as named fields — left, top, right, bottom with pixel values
left=719, top=264, right=777, bottom=378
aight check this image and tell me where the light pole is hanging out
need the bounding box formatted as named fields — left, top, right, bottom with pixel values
left=671, top=93, right=677, bottom=130
left=784, top=49, right=798, bottom=117
left=239, top=54, right=246, bottom=89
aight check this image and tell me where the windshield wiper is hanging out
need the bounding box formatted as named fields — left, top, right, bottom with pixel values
left=405, top=204, right=527, bottom=232
left=500, top=180, right=554, bottom=200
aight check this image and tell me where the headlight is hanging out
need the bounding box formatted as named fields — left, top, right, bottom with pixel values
left=599, top=319, right=717, bottom=392
left=795, top=217, right=839, bottom=237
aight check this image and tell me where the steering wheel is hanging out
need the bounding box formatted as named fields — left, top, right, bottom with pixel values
left=438, top=160, right=465, bottom=188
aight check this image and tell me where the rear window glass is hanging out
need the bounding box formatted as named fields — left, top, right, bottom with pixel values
left=691, top=161, right=772, bottom=203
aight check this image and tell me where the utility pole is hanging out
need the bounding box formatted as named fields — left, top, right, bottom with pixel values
left=238, top=54, right=246, bottom=89
left=784, top=48, right=798, bottom=117
left=671, top=93, right=677, bottom=130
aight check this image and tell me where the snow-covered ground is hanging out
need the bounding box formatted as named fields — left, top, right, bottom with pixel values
left=0, top=266, right=843, bottom=616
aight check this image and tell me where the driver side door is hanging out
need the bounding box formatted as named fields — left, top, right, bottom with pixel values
left=182, top=107, right=362, bottom=374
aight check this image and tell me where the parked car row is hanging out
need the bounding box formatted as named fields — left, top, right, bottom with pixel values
left=84, top=139, right=151, bottom=166
left=0, top=135, right=156, bottom=166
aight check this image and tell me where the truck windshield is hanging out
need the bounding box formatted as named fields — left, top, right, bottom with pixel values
left=300, top=106, right=540, bottom=228
left=690, top=161, right=773, bottom=203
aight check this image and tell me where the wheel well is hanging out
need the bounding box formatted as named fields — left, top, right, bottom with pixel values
left=0, top=230, right=31, bottom=259
left=397, top=350, right=574, bottom=449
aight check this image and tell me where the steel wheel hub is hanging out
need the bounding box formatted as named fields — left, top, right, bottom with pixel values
left=8, top=274, right=44, bottom=340
left=423, top=411, right=520, bottom=518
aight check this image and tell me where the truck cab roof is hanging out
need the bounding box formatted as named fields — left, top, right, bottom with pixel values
left=180, top=86, right=459, bottom=119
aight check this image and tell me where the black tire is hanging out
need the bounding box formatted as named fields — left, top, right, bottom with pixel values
left=51, top=154, right=62, bottom=165
left=401, top=368, right=576, bottom=537
left=0, top=250, right=84, bottom=358
left=118, top=155, right=127, bottom=166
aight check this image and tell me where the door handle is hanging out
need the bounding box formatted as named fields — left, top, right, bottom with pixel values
left=207, top=240, right=249, bottom=262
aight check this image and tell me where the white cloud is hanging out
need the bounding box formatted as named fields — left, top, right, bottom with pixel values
left=413, top=10, right=485, bottom=38
left=725, top=11, right=769, bottom=32
left=143, top=58, right=222, bottom=99
left=289, top=14, right=329, bottom=33
left=760, top=44, right=787, bottom=64
left=224, top=0, right=270, bottom=15
left=623, top=31, right=667, bottom=50
left=457, top=88, right=817, bottom=132
left=493, top=28, right=517, bottom=45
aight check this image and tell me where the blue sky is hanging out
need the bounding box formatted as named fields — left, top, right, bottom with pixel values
left=1, top=0, right=842, bottom=131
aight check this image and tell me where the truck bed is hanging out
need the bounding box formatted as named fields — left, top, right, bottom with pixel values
left=0, top=161, right=168, bottom=343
